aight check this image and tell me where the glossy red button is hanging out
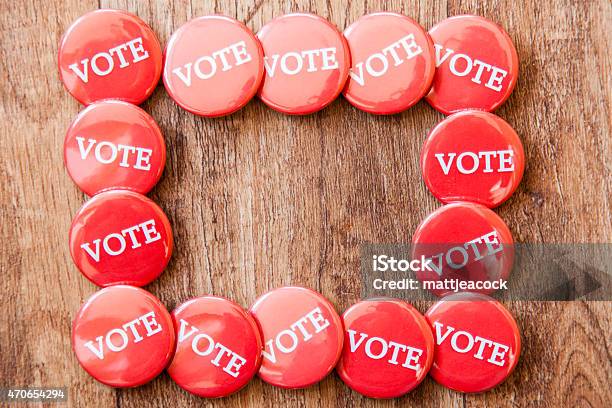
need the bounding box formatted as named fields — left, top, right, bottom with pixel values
left=257, top=13, right=350, bottom=115
left=64, top=101, right=166, bottom=196
left=425, top=292, right=520, bottom=393
left=425, top=15, right=519, bottom=114
left=421, top=110, right=524, bottom=208
left=343, top=13, right=435, bottom=114
left=249, top=286, right=343, bottom=388
left=412, top=202, right=514, bottom=297
left=58, top=9, right=162, bottom=105
left=336, top=299, right=434, bottom=398
left=69, top=190, right=173, bottom=287
left=72, top=285, right=175, bottom=387
left=163, top=16, right=264, bottom=117
left=167, top=296, right=263, bottom=397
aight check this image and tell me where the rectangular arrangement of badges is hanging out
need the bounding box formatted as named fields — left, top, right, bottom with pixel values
left=59, top=8, right=523, bottom=399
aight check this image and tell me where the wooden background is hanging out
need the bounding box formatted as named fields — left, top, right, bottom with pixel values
left=1, top=0, right=610, bottom=407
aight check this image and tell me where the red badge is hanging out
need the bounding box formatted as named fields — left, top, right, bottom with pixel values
left=58, top=9, right=162, bottom=105
left=425, top=15, right=519, bottom=114
left=163, top=16, right=264, bottom=117
left=69, top=190, right=173, bottom=287
left=343, top=13, right=435, bottom=114
left=64, top=101, right=166, bottom=196
left=249, top=286, right=343, bottom=388
left=336, top=299, right=434, bottom=398
left=412, top=203, right=514, bottom=297
left=167, top=296, right=263, bottom=398
left=421, top=110, right=524, bottom=208
left=425, top=292, right=521, bottom=392
left=72, top=285, right=175, bottom=387
left=257, top=13, right=350, bottom=115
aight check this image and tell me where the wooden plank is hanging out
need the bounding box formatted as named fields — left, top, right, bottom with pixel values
left=0, top=0, right=610, bottom=407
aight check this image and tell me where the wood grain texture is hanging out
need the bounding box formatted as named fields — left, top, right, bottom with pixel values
left=1, top=0, right=610, bottom=407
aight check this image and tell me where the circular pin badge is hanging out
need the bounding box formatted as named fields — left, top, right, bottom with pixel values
left=425, top=15, right=519, bottom=114
left=69, top=190, right=173, bottom=287
left=249, top=286, right=343, bottom=388
left=336, top=299, right=434, bottom=398
left=257, top=13, right=350, bottom=115
left=421, top=110, right=524, bottom=208
left=167, top=296, right=263, bottom=398
left=412, top=202, right=514, bottom=297
left=425, top=292, right=520, bottom=392
left=64, top=101, right=166, bottom=196
left=72, top=285, right=175, bottom=387
left=163, top=16, right=264, bottom=117
left=343, top=13, right=435, bottom=114
left=58, top=9, right=162, bottom=105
